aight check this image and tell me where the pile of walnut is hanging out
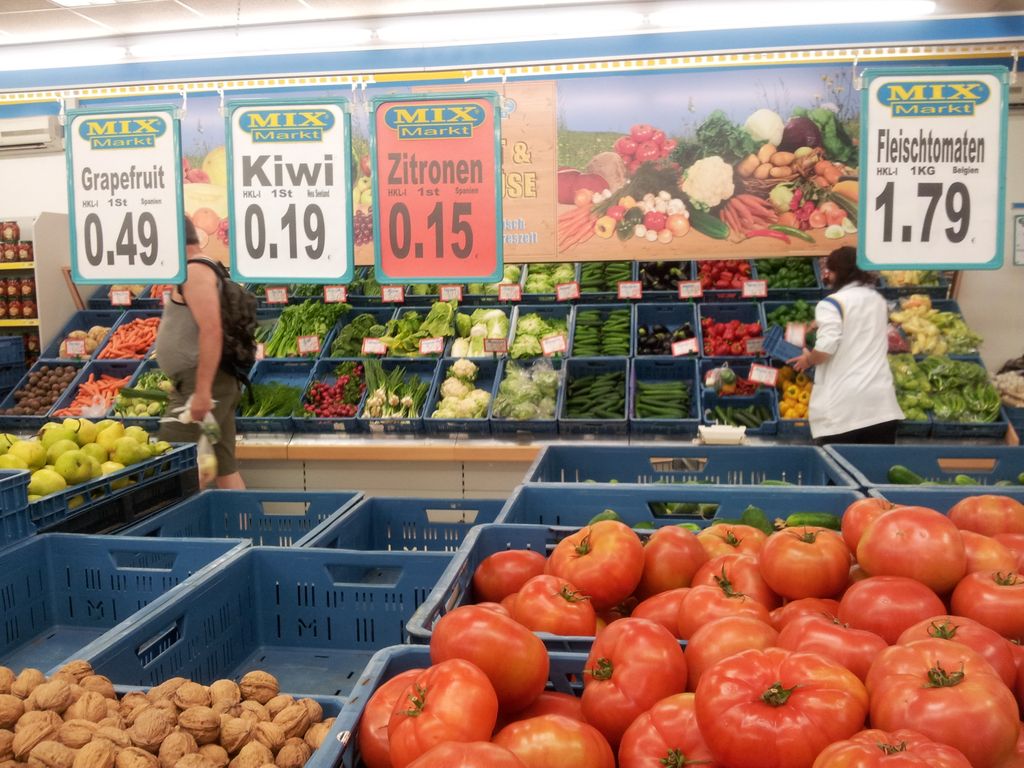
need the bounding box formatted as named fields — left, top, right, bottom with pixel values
left=0, top=662, right=335, bottom=768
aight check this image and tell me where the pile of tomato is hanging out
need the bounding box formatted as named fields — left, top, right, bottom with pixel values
left=355, top=494, right=1024, bottom=768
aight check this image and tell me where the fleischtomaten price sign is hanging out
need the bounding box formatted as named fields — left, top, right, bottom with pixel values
left=227, top=99, right=354, bottom=283
left=66, top=106, right=186, bottom=284
left=859, top=66, right=1008, bottom=270
left=371, top=92, right=503, bottom=284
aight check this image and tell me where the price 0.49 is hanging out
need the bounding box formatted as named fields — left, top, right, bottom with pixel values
left=389, top=202, right=473, bottom=259
left=244, top=203, right=325, bottom=260
left=83, top=212, right=158, bottom=266
left=874, top=182, right=971, bottom=244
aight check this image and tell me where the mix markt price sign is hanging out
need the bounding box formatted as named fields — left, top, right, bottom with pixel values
left=66, top=106, right=186, bottom=284
left=371, top=93, right=503, bottom=284
left=859, top=66, right=1008, bottom=271
left=227, top=99, right=354, bottom=283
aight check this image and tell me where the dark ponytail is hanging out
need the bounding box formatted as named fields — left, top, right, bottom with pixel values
left=826, top=246, right=876, bottom=290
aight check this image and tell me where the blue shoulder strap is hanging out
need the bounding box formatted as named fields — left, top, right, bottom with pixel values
left=822, top=296, right=844, bottom=321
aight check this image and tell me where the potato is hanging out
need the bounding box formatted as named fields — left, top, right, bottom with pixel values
left=736, top=154, right=760, bottom=179
left=769, top=166, right=794, bottom=178
left=753, top=163, right=773, bottom=180
left=769, top=151, right=795, bottom=167
left=757, top=143, right=777, bottom=163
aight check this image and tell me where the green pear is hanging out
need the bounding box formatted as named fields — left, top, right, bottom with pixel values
left=28, top=468, right=67, bottom=497
left=9, top=440, right=47, bottom=470
left=67, top=494, right=85, bottom=510
left=66, top=417, right=99, bottom=446
left=27, top=494, right=41, bottom=502
left=86, top=455, right=103, bottom=479
left=96, top=423, right=126, bottom=453
left=124, top=426, right=150, bottom=445
left=100, top=460, right=125, bottom=475
left=46, top=439, right=80, bottom=466
left=152, top=441, right=172, bottom=455
left=0, top=453, right=28, bottom=470
left=94, top=419, right=116, bottom=433
left=81, top=443, right=108, bottom=464
left=41, top=425, right=77, bottom=450
left=54, top=449, right=94, bottom=485
left=0, top=433, right=18, bottom=454
left=112, top=436, right=145, bottom=466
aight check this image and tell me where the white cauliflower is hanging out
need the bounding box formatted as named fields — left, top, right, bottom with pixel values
left=450, top=358, right=479, bottom=383
left=440, top=377, right=471, bottom=400
left=680, top=155, right=735, bottom=210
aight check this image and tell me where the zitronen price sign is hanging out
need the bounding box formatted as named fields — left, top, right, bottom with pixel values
left=67, top=106, right=186, bottom=284
left=227, top=100, right=354, bottom=283
left=371, top=93, right=503, bottom=284
left=859, top=66, right=1008, bottom=270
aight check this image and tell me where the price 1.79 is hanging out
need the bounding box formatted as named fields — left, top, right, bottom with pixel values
left=244, top=203, right=325, bottom=260
left=82, top=212, right=158, bottom=267
left=874, top=181, right=970, bottom=244
left=388, top=201, right=473, bottom=260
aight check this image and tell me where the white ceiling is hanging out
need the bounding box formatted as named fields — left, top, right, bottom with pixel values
left=0, top=0, right=1022, bottom=45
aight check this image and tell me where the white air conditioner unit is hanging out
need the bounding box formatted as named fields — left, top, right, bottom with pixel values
left=0, top=115, right=63, bottom=154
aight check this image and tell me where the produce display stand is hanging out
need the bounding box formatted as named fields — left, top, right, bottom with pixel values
left=826, top=444, right=1024, bottom=490
left=868, top=486, right=1024, bottom=510
left=422, top=356, right=500, bottom=437
left=0, top=467, right=29, bottom=548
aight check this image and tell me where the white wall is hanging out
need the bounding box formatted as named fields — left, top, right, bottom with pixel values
left=0, top=151, right=68, bottom=218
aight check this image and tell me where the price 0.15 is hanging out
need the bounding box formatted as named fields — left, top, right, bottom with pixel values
left=244, top=204, right=325, bottom=260
left=83, top=212, right=158, bottom=266
left=874, top=182, right=970, bottom=244
left=389, top=202, right=473, bottom=259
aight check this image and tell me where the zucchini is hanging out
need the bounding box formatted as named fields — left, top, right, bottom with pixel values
left=783, top=512, right=842, bottom=530
left=689, top=209, right=730, bottom=240
left=887, top=464, right=925, bottom=485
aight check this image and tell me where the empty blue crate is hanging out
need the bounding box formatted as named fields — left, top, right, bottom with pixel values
left=559, top=357, right=629, bottom=437
left=41, top=310, right=124, bottom=360
left=826, top=445, right=1024, bottom=489
left=525, top=444, right=856, bottom=486
left=488, top=357, right=563, bottom=438
left=0, top=533, right=245, bottom=674
left=118, top=489, right=363, bottom=546
left=70, top=547, right=453, bottom=698
left=630, top=356, right=700, bottom=438
left=358, top=358, right=439, bottom=435
left=237, top=360, right=315, bottom=434
left=0, top=364, right=24, bottom=393
left=422, top=357, right=498, bottom=437
left=0, top=468, right=31, bottom=549
left=297, top=496, right=505, bottom=551
left=0, top=335, right=25, bottom=366
left=868, top=487, right=1024, bottom=512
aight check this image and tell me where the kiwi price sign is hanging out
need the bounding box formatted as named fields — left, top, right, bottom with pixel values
left=226, top=99, right=355, bottom=284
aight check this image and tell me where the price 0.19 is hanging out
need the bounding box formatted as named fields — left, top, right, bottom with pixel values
left=83, top=212, right=158, bottom=266
left=389, top=202, right=473, bottom=259
left=244, top=204, right=325, bottom=260
left=874, top=182, right=970, bottom=244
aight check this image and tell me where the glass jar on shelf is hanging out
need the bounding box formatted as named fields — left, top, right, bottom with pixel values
left=21, top=299, right=36, bottom=318
left=0, top=242, right=17, bottom=262
left=4, top=279, right=17, bottom=299
left=17, top=242, right=32, bottom=262
left=0, top=221, right=20, bottom=243
left=0, top=300, right=7, bottom=319
left=19, top=277, right=33, bottom=298
left=7, top=299, right=21, bottom=319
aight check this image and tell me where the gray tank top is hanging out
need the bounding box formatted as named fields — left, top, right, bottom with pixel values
left=155, top=297, right=199, bottom=379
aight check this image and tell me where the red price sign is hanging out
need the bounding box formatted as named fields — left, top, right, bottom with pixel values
left=678, top=281, right=703, bottom=299
left=617, top=281, right=642, bottom=300
left=498, top=283, right=522, bottom=302
left=372, top=94, right=503, bottom=284
left=556, top=282, right=580, bottom=301
left=671, top=338, right=698, bottom=356
left=65, top=339, right=87, bottom=357
left=418, top=337, right=445, bottom=355
left=265, top=286, right=289, bottom=304
left=741, top=279, right=768, bottom=298
left=110, top=289, right=132, bottom=307
left=362, top=337, right=387, bottom=355
left=255, top=342, right=266, bottom=361
left=297, top=335, right=321, bottom=356
left=484, top=337, right=507, bottom=354
left=382, top=285, right=405, bottom=303
left=541, top=333, right=566, bottom=356
left=323, top=285, right=348, bottom=303
left=749, top=363, right=779, bottom=387
left=439, top=285, right=463, bottom=302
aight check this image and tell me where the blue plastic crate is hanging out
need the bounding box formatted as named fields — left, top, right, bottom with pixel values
left=636, top=260, right=695, bottom=300
left=358, top=358, right=439, bottom=435
left=96, top=310, right=161, bottom=360
left=0, top=533, right=246, bottom=674
left=568, top=303, right=633, bottom=359
left=930, top=407, right=1010, bottom=440
left=423, top=358, right=498, bottom=437
left=508, top=304, right=572, bottom=360
left=868, top=487, right=1024, bottom=512
left=698, top=359, right=770, bottom=392
left=0, top=360, right=89, bottom=432
left=694, top=260, right=756, bottom=301
left=697, top=302, right=766, bottom=358
left=0, top=468, right=31, bottom=548
left=118, top=489, right=363, bottom=545
left=577, top=261, right=636, bottom=302
left=447, top=305, right=512, bottom=359
left=49, top=360, right=140, bottom=419
left=633, top=303, right=698, bottom=358
left=702, top=389, right=778, bottom=436
left=236, top=360, right=314, bottom=434
left=1007, top=405, right=1024, bottom=434
left=0, top=335, right=25, bottom=366
left=86, top=286, right=163, bottom=310
left=752, top=257, right=824, bottom=299
left=292, top=359, right=367, bottom=434
left=298, top=496, right=505, bottom=551
left=524, top=444, right=856, bottom=486
left=879, top=271, right=950, bottom=299
left=335, top=645, right=588, bottom=768
left=521, top=263, right=580, bottom=303
left=40, top=310, right=124, bottom=361
left=762, top=299, right=819, bottom=330
left=762, top=325, right=803, bottom=363
left=630, top=356, right=700, bottom=438
left=559, top=357, right=629, bottom=437
left=107, top=358, right=167, bottom=430
left=321, top=307, right=395, bottom=359
left=71, top=546, right=452, bottom=698
left=488, top=357, right=563, bottom=437
left=497, top=483, right=863, bottom=527
left=0, top=365, right=25, bottom=392
left=827, top=444, right=1024, bottom=489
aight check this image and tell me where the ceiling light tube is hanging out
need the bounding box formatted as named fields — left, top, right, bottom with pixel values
left=0, top=43, right=127, bottom=71
left=649, top=0, right=936, bottom=31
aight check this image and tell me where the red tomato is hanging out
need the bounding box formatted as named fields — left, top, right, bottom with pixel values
left=406, top=742, right=526, bottom=768
left=597, top=597, right=637, bottom=627
left=695, top=647, right=868, bottom=768
left=631, top=588, right=689, bottom=637
left=618, top=693, right=721, bottom=768
left=692, top=553, right=779, bottom=608
left=838, top=575, right=946, bottom=644
left=897, top=614, right=1018, bottom=688
left=511, top=575, right=597, bottom=637
left=582, top=618, right=688, bottom=749
left=811, top=728, right=972, bottom=768
left=678, top=581, right=771, bottom=639
left=358, top=669, right=423, bottom=768
left=868, top=639, right=1020, bottom=768
left=857, top=506, right=966, bottom=594
left=430, top=605, right=549, bottom=714
left=636, top=526, right=708, bottom=598
left=951, top=570, right=1024, bottom=642
left=493, top=714, right=615, bottom=768
left=996, top=534, right=1024, bottom=571
left=475, top=601, right=512, bottom=616
left=500, top=593, right=519, bottom=613
left=387, top=659, right=499, bottom=768
left=848, top=564, right=871, bottom=583
left=1012, top=642, right=1024, bottom=718
left=962, top=530, right=1019, bottom=573
left=770, top=597, right=841, bottom=631
left=696, top=524, right=767, bottom=558
left=472, top=550, right=546, bottom=603
left=948, top=495, right=1024, bottom=536
left=496, top=692, right=585, bottom=732
left=685, top=615, right=778, bottom=691
left=546, top=521, right=644, bottom=611
left=841, top=497, right=895, bottom=552
left=777, top=613, right=887, bottom=683
left=760, top=526, right=851, bottom=600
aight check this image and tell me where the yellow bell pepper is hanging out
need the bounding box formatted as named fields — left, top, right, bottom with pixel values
left=778, top=366, right=796, bottom=383
left=784, top=384, right=800, bottom=400
left=798, top=391, right=810, bottom=405
left=795, top=373, right=810, bottom=387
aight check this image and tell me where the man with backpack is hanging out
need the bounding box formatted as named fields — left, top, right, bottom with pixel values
left=155, top=217, right=256, bottom=489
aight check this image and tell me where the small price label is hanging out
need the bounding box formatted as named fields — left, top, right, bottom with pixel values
left=323, top=285, right=348, bottom=303
left=671, top=338, right=698, bottom=356
left=617, top=281, right=643, bottom=300
left=110, top=289, right=132, bottom=307
left=65, top=339, right=86, bottom=357
left=749, top=363, right=779, bottom=387
left=439, top=285, right=463, bottom=302
left=784, top=322, right=807, bottom=347
left=297, top=335, right=321, bottom=356
left=265, top=286, right=289, bottom=305
left=541, top=333, right=567, bottom=356
left=362, top=337, right=387, bottom=355
left=746, top=337, right=765, bottom=354
left=255, top=342, right=266, bottom=361
left=418, top=337, right=445, bottom=355
left=741, top=279, right=768, bottom=298
left=678, top=281, right=703, bottom=299
left=484, top=337, right=508, bottom=354
left=556, top=282, right=580, bottom=301
left=498, top=283, right=522, bottom=302
left=382, top=285, right=405, bottom=303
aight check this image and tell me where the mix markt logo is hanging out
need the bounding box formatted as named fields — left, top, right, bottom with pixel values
left=384, top=103, right=486, bottom=139
left=877, top=80, right=991, bottom=117
left=238, top=109, right=336, bottom=142
left=78, top=115, right=167, bottom=149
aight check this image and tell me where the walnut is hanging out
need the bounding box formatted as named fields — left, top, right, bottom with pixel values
left=0, top=730, right=12, bottom=761
left=0, top=696, right=24, bottom=730
left=15, top=725, right=52, bottom=761
left=127, top=708, right=173, bottom=754
left=248, top=724, right=282, bottom=756
left=15, top=713, right=62, bottom=736
left=92, top=729, right=129, bottom=751
left=176, top=710, right=217, bottom=747
left=56, top=664, right=93, bottom=685
left=302, top=721, right=330, bottom=752
left=204, top=686, right=236, bottom=712
left=72, top=739, right=117, bottom=768
left=11, top=671, right=45, bottom=701
left=115, top=747, right=158, bottom=768
left=101, top=704, right=121, bottom=726
left=0, top=760, right=21, bottom=768
left=27, top=740, right=75, bottom=768
left=208, top=705, right=237, bottom=721
left=0, top=669, right=14, bottom=695
left=237, top=676, right=277, bottom=708
left=269, top=707, right=307, bottom=743
left=94, top=717, right=123, bottom=734
left=157, top=731, right=197, bottom=768
left=226, top=743, right=270, bottom=768
left=174, top=755, right=215, bottom=768
left=294, top=702, right=320, bottom=728
left=146, top=704, right=176, bottom=729
left=55, top=721, right=97, bottom=750
left=195, top=746, right=226, bottom=768
left=118, top=697, right=149, bottom=727
left=77, top=680, right=114, bottom=703
left=259, top=700, right=290, bottom=724
left=219, top=719, right=254, bottom=757
left=64, top=693, right=106, bottom=726
left=31, top=683, right=72, bottom=716
left=273, top=739, right=309, bottom=768
left=147, top=681, right=187, bottom=705
left=235, top=706, right=265, bottom=727
left=170, top=686, right=208, bottom=714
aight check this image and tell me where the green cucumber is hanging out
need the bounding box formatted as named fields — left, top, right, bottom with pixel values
left=740, top=505, right=773, bottom=535
left=953, top=474, right=977, bottom=486
left=768, top=225, right=816, bottom=243
left=783, top=512, right=842, bottom=530
left=887, top=464, right=925, bottom=485
left=688, top=209, right=730, bottom=240
left=587, top=509, right=622, bottom=525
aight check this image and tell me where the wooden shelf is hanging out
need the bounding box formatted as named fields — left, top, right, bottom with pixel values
left=0, top=318, right=38, bottom=327
left=0, top=262, right=33, bottom=271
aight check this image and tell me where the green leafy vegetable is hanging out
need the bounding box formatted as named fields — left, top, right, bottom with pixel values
left=671, top=110, right=761, bottom=168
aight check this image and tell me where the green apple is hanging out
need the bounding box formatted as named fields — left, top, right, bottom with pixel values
left=65, top=417, right=99, bottom=446
left=359, top=188, right=373, bottom=206
left=124, top=426, right=150, bottom=445
left=54, top=449, right=94, bottom=485
left=0, top=433, right=18, bottom=454
left=81, top=443, right=108, bottom=464
left=355, top=175, right=371, bottom=193
left=96, top=423, right=126, bottom=453
left=41, top=425, right=77, bottom=450
left=0, top=453, right=27, bottom=470
left=10, top=440, right=47, bottom=470
left=112, top=436, right=145, bottom=466
left=28, top=468, right=67, bottom=497
left=46, top=439, right=80, bottom=466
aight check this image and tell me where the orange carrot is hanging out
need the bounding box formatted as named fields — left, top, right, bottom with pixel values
left=53, top=374, right=131, bottom=417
